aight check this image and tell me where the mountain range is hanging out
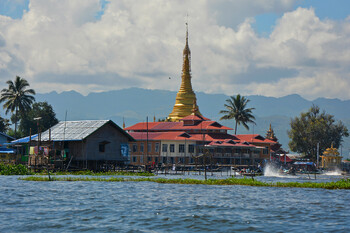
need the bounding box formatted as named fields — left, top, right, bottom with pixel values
left=9, top=87, right=349, bottom=158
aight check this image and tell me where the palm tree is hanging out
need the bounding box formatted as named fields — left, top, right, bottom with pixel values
left=219, top=94, right=255, bottom=135
left=0, top=76, right=36, bottom=138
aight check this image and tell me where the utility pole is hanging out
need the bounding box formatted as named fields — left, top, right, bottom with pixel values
left=316, top=142, right=320, bottom=168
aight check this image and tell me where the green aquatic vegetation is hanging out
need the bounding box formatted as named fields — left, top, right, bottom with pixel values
left=0, top=164, right=33, bottom=175
left=35, top=170, right=154, bottom=177
left=274, top=179, right=350, bottom=189
left=19, top=176, right=350, bottom=190
left=22, top=176, right=128, bottom=182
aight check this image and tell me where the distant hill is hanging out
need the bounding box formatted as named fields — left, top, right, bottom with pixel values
left=18, top=88, right=350, bottom=158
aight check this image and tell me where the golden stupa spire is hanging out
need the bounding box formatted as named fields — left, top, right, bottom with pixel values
left=266, top=124, right=277, bottom=141
left=168, top=21, right=202, bottom=122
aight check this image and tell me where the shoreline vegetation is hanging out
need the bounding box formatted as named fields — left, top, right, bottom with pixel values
left=19, top=176, right=350, bottom=190
left=3, top=164, right=350, bottom=189
left=0, top=164, right=154, bottom=176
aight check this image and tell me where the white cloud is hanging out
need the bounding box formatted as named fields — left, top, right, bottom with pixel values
left=0, top=1, right=349, bottom=100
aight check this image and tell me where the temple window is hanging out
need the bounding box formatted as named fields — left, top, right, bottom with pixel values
left=140, top=143, right=144, bottom=152
left=179, top=144, right=185, bottom=153
left=170, top=144, right=175, bottom=153
left=263, top=147, right=269, bottom=155
left=188, top=144, right=195, bottom=153
left=155, top=143, right=160, bottom=153
left=162, top=144, right=168, bottom=152
left=132, top=144, right=138, bottom=152
left=148, top=143, right=152, bottom=153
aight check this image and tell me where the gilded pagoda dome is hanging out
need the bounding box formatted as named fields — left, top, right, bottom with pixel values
left=323, top=144, right=340, bottom=156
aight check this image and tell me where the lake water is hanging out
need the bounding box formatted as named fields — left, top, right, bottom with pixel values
left=1, top=173, right=350, bottom=232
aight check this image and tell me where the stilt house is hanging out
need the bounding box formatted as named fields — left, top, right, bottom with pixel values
left=35, top=120, right=135, bottom=170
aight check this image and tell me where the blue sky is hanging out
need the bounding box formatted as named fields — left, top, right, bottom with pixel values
left=0, top=0, right=350, bottom=100
left=254, top=0, right=350, bottom=35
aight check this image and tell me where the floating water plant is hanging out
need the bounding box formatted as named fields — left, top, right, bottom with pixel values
left=0, top=164, right=33, bottom=175
left=18, top=176, right=350, bottom=190
left=34, top=170, right=155, bottom=177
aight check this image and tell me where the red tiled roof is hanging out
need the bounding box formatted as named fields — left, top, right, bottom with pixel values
left=180, top=114, right=211, bottom=121
left=129, top=131, right=268, bottom=150
left=125, top=120, right=232, bottom=131
left=235, top=134, right=277, bottom=144
left=187, top=133, right=238, bottom=142
left=129, top=131, right=195, bottom=141
left=124, top=122, right=161, bottom=131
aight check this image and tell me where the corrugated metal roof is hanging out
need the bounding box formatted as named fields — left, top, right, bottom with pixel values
left=38, top=120, right=110, bottom=141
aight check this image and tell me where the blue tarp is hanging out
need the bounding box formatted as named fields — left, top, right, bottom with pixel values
left=4, top=134, right=38, bottom=145
left=294, top=161, right=315, bottom=166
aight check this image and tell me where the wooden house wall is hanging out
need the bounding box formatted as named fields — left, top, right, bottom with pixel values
left=73, top=123, right=130, bottom=161
left=0, top=134, right=11, bottom=148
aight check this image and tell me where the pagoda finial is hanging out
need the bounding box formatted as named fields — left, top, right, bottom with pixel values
left=186, top=14, right=189, bottom=46
left=167, top=17, right=202, bottom=122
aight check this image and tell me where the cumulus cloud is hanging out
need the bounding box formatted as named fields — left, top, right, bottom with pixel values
left=0, top=0, right=349, bottom=100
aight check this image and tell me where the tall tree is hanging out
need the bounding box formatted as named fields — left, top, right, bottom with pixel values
left=0, top=76, right=36, bottom=138
left=219, top=94, right=256, bottom=134
left=288, top=105, right=349, bottom=160
left=0, top=115, right=10, bottom=133
left=19, top=102, right=58, bottom=136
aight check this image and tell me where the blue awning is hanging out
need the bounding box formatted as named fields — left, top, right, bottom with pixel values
left=0, top=148, right=15, bottom=154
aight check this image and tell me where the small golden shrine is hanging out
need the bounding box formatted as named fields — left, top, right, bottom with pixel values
left=265, top=124, right=277, bottom=142
left=320, top=144, right=342, bottom=169
left=168, top=23, right=202, bottom=122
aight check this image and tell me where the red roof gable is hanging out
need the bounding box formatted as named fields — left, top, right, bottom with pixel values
left=235, top=134, right=277, bottom=144
left=207, top=141, right=255, bottom=148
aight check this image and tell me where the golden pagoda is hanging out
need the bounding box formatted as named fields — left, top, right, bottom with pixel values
left=167, top=23, right=201, bottom=122
left=320, top=144, right=342, bottom=169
